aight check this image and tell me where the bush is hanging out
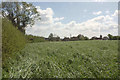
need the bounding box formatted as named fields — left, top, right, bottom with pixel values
left=26, top=35, right=45, bottom=43
left=2, top=18, right=26, bottom=59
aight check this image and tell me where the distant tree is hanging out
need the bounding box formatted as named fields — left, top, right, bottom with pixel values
left=113, top=36, right=119, bottom=40
left=77, top=34, right=81, bottom=40
left=63, top=37, right=69, bottom=41
left=2, top=2, right=40, bottom=33
left=56, top=36, right=61, bottom=41
left=102, top=36, right=108, bottom=40
left=91, top=36, right=97, bottom=40
left=84, top=36, right=89, bottom=40
left=108, top=34, right=113, bottom=40
left=77, top=34, right=84, bottom=40
left=26, top=35, right=45, bottom=43
left=119, top=36, right=120, bottom=40
left=100, top=35, right=102, bottom=39
left=70, top=37, right=78, bottom=41
left=48, top=33, right=54, bottom=41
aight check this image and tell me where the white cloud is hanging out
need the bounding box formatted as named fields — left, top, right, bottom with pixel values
left=36, top=6, right=54, bottom=25
left=93, top=11, right=102, bottom=15
left=54, top=17, right=64, bottom=21
left=26, top=7, right=118, bottom=38
left=112, top=10, right=118, bottom=17
left=67, top=21, right=77, bottom=27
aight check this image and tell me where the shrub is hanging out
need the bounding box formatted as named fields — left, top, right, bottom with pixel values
left=2, top=18, right=26, bottom=59
left=26, top=35, right=45, bottom=43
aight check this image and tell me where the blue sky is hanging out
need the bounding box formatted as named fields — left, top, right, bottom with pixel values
left=26, top=2, right=118, bottom=38
left=32, top=2, right=117, bottom=23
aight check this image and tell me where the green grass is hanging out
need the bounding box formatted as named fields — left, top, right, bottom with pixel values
left=3, top=40, right=118, bottom=78
left=2, top=18, right=26, bottom=59
left=2, top=18, right=26, bottom=79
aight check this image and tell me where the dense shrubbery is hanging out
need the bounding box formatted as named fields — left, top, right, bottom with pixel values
left=108, top=34, right=120, bottom=40
left=26, top=35, right=46, bottom=43
left=2, top=18, right=26, bottom=59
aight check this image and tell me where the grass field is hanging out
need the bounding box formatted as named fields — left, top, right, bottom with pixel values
left=3, top=40, right=118, bottom=78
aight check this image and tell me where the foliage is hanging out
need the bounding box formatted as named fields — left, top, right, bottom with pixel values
left=84, top=36, right=89, bottom=40
left=48, top=33, right=54, bottom=41
left=62, top=34, right=89, bottom=41
left=2, top=18, right=26, bottom=60
left=77, top=34, right=85, bottom=40
left=26, top=35, right=45, bottom=43
left=108, top=34, right=120, bottom=40
left=108, top=34, right=113, bottom=40
left=2, top=40, right=118, bottom=78
left=2, top=2, right=40, bottom=33
left=48, top=33, right=61, bottom=41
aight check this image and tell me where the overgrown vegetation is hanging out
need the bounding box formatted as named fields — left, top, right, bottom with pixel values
left=108, top=34, right=120, bottom=40
left=2, top=18, right=26, bottom=62
left=26, top=35, right=46, bottom=43
left=2, top=40, right=118, bottom=78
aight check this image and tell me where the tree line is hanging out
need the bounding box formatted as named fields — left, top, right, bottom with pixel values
left=26, top=33, right=120, bottom=43
left=47, top=33, right=88, bottom=41
left=46, top=33, right=120, bottom=41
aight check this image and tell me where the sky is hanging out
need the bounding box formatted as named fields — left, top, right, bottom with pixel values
left=26, top=2, right=118, bottom=38
left=3, top=0, right=120, bottom=2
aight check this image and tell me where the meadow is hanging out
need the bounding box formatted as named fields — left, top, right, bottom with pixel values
left=3, top=40, right=118, bottom=78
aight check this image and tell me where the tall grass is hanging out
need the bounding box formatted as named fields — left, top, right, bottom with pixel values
left=2, top=40, right=118, bottom=78
left=2, top=18, right=26, bottom=77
